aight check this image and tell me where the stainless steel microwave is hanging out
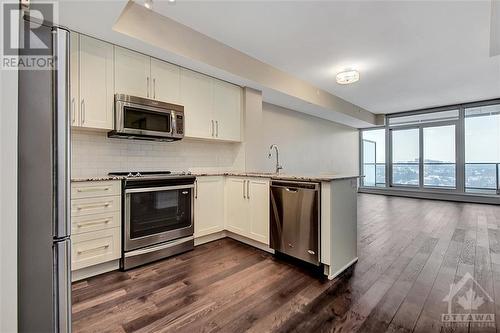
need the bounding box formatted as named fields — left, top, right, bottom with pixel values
left=108, top=94, right=184, bottom=142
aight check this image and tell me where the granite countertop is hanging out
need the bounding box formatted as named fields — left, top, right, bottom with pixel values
left=192, top=172, right=362, bottom=182
left=71, top=172, right=362, bottom=183
left=71, top=176, right=127, bottom=182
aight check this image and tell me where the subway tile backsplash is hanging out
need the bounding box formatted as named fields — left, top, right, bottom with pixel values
left=71, top=130, right=245, bottom=178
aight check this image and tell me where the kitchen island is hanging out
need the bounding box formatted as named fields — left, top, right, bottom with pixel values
left=193, top=172, right=360, bottom=280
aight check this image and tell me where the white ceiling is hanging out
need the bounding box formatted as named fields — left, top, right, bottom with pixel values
left=149, top=0, right=500, bottom=114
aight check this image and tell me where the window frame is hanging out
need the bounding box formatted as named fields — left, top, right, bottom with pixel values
left=463, top=103, right=500, bottom=195
left=359, top=127, right=386, bottom=188
left=389, top=125, right=421, bottom=188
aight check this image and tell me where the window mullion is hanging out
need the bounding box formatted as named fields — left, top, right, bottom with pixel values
left=419, top=126, right=424, bottom=189
left=456, top=108, right=465, bottom=193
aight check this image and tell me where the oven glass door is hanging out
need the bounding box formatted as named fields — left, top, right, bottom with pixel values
left=125, top=185, right=193, bottom=251
left=123, top=106, right=172, bottom=135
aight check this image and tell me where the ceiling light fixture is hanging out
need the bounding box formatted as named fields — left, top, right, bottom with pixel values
left=336, top=70, right=360, bottom=85
left=144, top=0, right=153, bottom=10
left=168, top=0, right=176, bottom=3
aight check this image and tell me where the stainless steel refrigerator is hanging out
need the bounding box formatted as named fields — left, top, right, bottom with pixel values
left=18, top=15, right=72, bottom=333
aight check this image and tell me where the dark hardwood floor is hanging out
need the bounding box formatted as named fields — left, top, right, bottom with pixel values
left=72, top=194, right=500, bottom=332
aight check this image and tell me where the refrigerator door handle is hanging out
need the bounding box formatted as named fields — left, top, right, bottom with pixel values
left=54, top=240, right=72, bottom=333
left=53, top=27, right=71, bottom=239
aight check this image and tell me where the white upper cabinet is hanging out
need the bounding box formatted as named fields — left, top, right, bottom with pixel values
left=213, top=80, right=242, bottom=142
left=78, top=35, right=114, bottom=130
left=151, top=58, right=181, bottom=104
left=70, top=32, right=80, bottom=127
left=194, top=176, right=225, bottom=238
left=180, top=69, right=214, bottom=139
left=180, top=68, right=242, bottom=142
left=114, top=46, right=150, bottom=99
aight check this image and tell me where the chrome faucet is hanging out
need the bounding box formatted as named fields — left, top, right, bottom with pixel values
left=268, top=144, right=283, bottom=174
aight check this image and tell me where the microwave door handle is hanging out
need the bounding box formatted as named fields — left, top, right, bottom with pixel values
left=171, top=112, right=176, bottom=135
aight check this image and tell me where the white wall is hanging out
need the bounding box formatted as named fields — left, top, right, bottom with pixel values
left=245, top=102, right=359, bottom=176
left=0, top=52, right=18, bottom=333
left=71, top=130, right=245, bottom=178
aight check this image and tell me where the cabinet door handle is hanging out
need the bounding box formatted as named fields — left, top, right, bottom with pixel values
left=76, top=186, right=110, bottom=193
left=76, top=202, right=111, bottom=210
left=147, top=77, right=150, bottom=98
left=247, top=180, right=250, bottom=199
left=211, top=120, right=215, bottom=137
left=76, top=218, right=111, bottom=228
left=194, top=180, right=198, bottom=199
left=153, top=78, right=156, bottom=99
left=81, top=99, right=85, bottom=124
left=216, top=120, right=219, bottom=137
left=71, top=98, right=75, bottom=125
left=243, top=180, right=246, bottom=199
left=77, top=244, right=109, bottom=255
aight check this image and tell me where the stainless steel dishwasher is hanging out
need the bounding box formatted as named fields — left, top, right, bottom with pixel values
left=270, top=180, right=320, bottom=265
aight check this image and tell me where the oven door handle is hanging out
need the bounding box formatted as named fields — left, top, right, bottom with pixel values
left=125, top=184, right=195, bottom=194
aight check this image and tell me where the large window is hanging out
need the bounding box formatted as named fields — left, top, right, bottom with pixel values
left=359, top=102, right=500, bottom=199
left=423, top=125, right=456, bottom=188
left=465, top=104, right=500, bottom=194
left=361, top=129, right=385, bottom=187
left=391, top=128, right=419, bottom=186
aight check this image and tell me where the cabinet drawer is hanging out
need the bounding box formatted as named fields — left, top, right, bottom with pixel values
left=72, top=211, right=120, bottom=235
left=71, top=227, right=121, bottom=271
left=71, top=196, right=120, bottom=216
left=71, top=181, right=121, bottom=199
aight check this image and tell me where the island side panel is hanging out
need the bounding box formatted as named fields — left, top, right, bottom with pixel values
left=320, top=181, right=332, bottom=266
left=326, top=178, right=358, bottom=279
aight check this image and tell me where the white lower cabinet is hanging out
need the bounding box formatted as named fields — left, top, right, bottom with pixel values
left=70, top=181, right=122, bottom=272
left=248, top=179, right=270, bottom=244
left=225, top=177, right=270, bottom=245
left=224, top=178, right=248, bottom=235
left=71, top=228, right=121, bottom=271
left=194, top=176, right=224, bottom=237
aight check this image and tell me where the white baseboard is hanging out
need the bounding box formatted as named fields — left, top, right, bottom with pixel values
left=72, top=259, right=120, bottom=282
left=194, top=231, right=274, bottom=254
left=194, top=231, right=227, bottom=246
left=224, top=231, right=274, bottom=254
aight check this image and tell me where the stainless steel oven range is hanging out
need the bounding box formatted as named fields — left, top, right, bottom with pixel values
left=109, top=171, right=195, bottom=270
